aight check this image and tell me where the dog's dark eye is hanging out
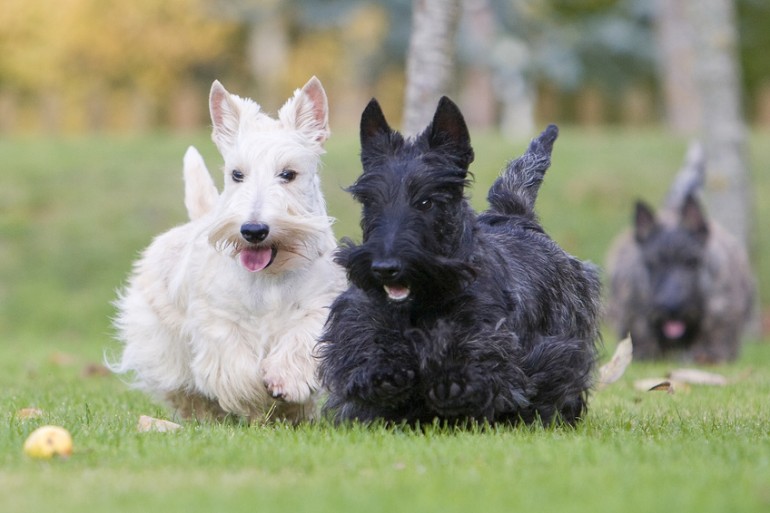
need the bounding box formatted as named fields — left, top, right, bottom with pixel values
left=279, top=169, right=297, bottom=183
left=231, top=170, right=244, bottom=183
left=415, top=198, right=433, bottom=211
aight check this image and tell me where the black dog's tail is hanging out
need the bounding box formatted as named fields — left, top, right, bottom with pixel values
left=664, top=140, right=705, bottom=211
left=487, top=124, right=558, bottom=217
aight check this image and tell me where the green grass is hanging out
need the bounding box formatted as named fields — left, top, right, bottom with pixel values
left=1, top=128, right=769, bottom=512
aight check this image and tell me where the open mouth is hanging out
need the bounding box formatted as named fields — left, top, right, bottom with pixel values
left=240, top=246, right=277, bottom=272
left=661, top=319, right=687, bottom=340
left=384, top=284, right=411, bottom=302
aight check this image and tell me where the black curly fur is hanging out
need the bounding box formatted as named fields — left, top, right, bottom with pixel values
left=318, top=97, right=601, bottom=426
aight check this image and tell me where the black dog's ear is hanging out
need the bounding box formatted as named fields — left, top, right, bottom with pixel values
left=360, top=98, right=391, bottom=147
left=680, top=193, right=709, bottom=244
left=427, top=96, right=474, bottom=168
left=634, top=200, right=658, bottom=244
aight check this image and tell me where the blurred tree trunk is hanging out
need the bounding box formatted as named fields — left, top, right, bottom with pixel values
left=494, top=36, right=534, bottom=138
left=688, top=0, right=751, bottom=249
left=688, top=0, right=759, bottom=337
left=246, top=6, right=288, bottom=109
left=459, top=0, right=496, bottom=130
left=402, top=0, right=461, bottom=137
left=654, top=0, right=701, bottom=134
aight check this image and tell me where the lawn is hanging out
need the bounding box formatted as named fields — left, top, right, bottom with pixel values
left=1, top=128, right=768, bottom=512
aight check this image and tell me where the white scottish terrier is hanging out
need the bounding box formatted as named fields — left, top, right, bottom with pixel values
left=110, top=77, right=346, bottom=422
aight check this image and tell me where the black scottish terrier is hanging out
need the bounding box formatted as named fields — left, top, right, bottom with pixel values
left=318, top=97, right=601, bottom=425
left=606, top=144, right=754, bottom=363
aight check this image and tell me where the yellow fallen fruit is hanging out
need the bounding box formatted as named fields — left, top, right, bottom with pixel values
left=23, top=425, right=73, bottom=459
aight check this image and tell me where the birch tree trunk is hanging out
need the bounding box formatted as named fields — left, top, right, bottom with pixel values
left=245, top=4, right=288, bottom=110
left=654, top=0, right=701, bottom=134
left=688, top=0, right=759, bottom=337
left=688, top=0, right=752, bottom=249
left=459, top=0, right=496, bottom=130
left=402, top=0, right=461, bottom=137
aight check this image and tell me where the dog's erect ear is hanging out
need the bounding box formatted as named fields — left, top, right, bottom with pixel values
left=427, top=97, right=474, bottom=168
left=634, top=200, right=658, bottom=244
left=209, top=80, right=241, bottom=151
left=183, top=146, right=219, bottom=221
left=280, top=76, right=330, bottom=145
left=360, top=98, right=391, bottom=148
left=680, top=193, right=709, bottom=244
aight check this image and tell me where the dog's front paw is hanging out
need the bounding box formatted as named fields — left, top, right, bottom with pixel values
left=263, top=375, right=314, bottom=404
left=426, top=370, right=491, bottom=418
left=261, top=360, right=316, bottom=404
left=345, top=367, right=416, bottom=408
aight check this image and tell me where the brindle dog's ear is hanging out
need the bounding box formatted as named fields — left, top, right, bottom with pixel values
left=634, top=200, right=658, bottom=244
left=680, top=193, right=709, bottom=244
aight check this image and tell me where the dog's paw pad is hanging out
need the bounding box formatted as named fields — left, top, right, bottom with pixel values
left=263, top=376, right=313, bottom=404
left=428, top=380, right=466, bottom=402
left=346, top=368, right=415, bottom=406
left=426, top=373, right=490, bottom=417
left=266, top=382, right=285, bottom=400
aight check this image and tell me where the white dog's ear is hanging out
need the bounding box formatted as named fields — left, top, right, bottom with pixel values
left=280, top=76, right=330, bottom=146
left=183, top=146, right=219, bottom=221
left=209, top=80, right=240, bottom=151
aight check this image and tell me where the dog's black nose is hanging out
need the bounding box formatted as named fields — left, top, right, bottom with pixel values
left=371, top=259, right=402, bottom=281
left=241, top=223, right=270, bottom=243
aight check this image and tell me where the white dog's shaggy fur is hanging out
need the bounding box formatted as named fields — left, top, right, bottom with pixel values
left=109, top=77, right=346, bottom=422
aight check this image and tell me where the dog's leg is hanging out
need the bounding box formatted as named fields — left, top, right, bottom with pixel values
left=519, top=335, right=595, bottom=425
left=419, top=327, right=530, bottom=421
left=343, top=364, right=417, bottom=410
left=260, top=312, right=326, bottom=404
left=319, top=302, right=420, bottom=417
left=690, top=322, right=740, bottom=364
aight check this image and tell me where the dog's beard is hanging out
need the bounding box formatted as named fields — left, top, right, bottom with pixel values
left=207, top=213, right=335, bottom=272
left=338, top=241, right=476, bottom=307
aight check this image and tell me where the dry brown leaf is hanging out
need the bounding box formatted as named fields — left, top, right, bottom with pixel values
left=648, top=381, right=675, bottom=394
left=17, top=407, right=44, bottom=420
left=597, top=336, right=633, bottom=389
left=668, top=368, right=728, bottom=386
left=634, top=378, right=692, bottom=394
left=634, top=378, right=667, bottom=391
left=82, top=363, right=111, bottom=377
left=137, top=415, right=182, bottom=433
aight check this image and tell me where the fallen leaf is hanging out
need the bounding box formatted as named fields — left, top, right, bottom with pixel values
left=634, top=378, right=692, bottom=394
left=634, top=378, right=669, bottom=391
left=82, top=363, right=111, bottom=377
left=648, top=381, right=675, bottom=394
left=17, top=408, right=44, bottom=420
left=597, top=336, right=633, bottom=389
left=668, top=368, right=728, bottom=386
left=137, top=415, right=182, bottom=433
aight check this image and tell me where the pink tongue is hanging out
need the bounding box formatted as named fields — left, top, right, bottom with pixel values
left=663, top=320, right=686, bottom=339
left=240, top=247, right=273, bottom=272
